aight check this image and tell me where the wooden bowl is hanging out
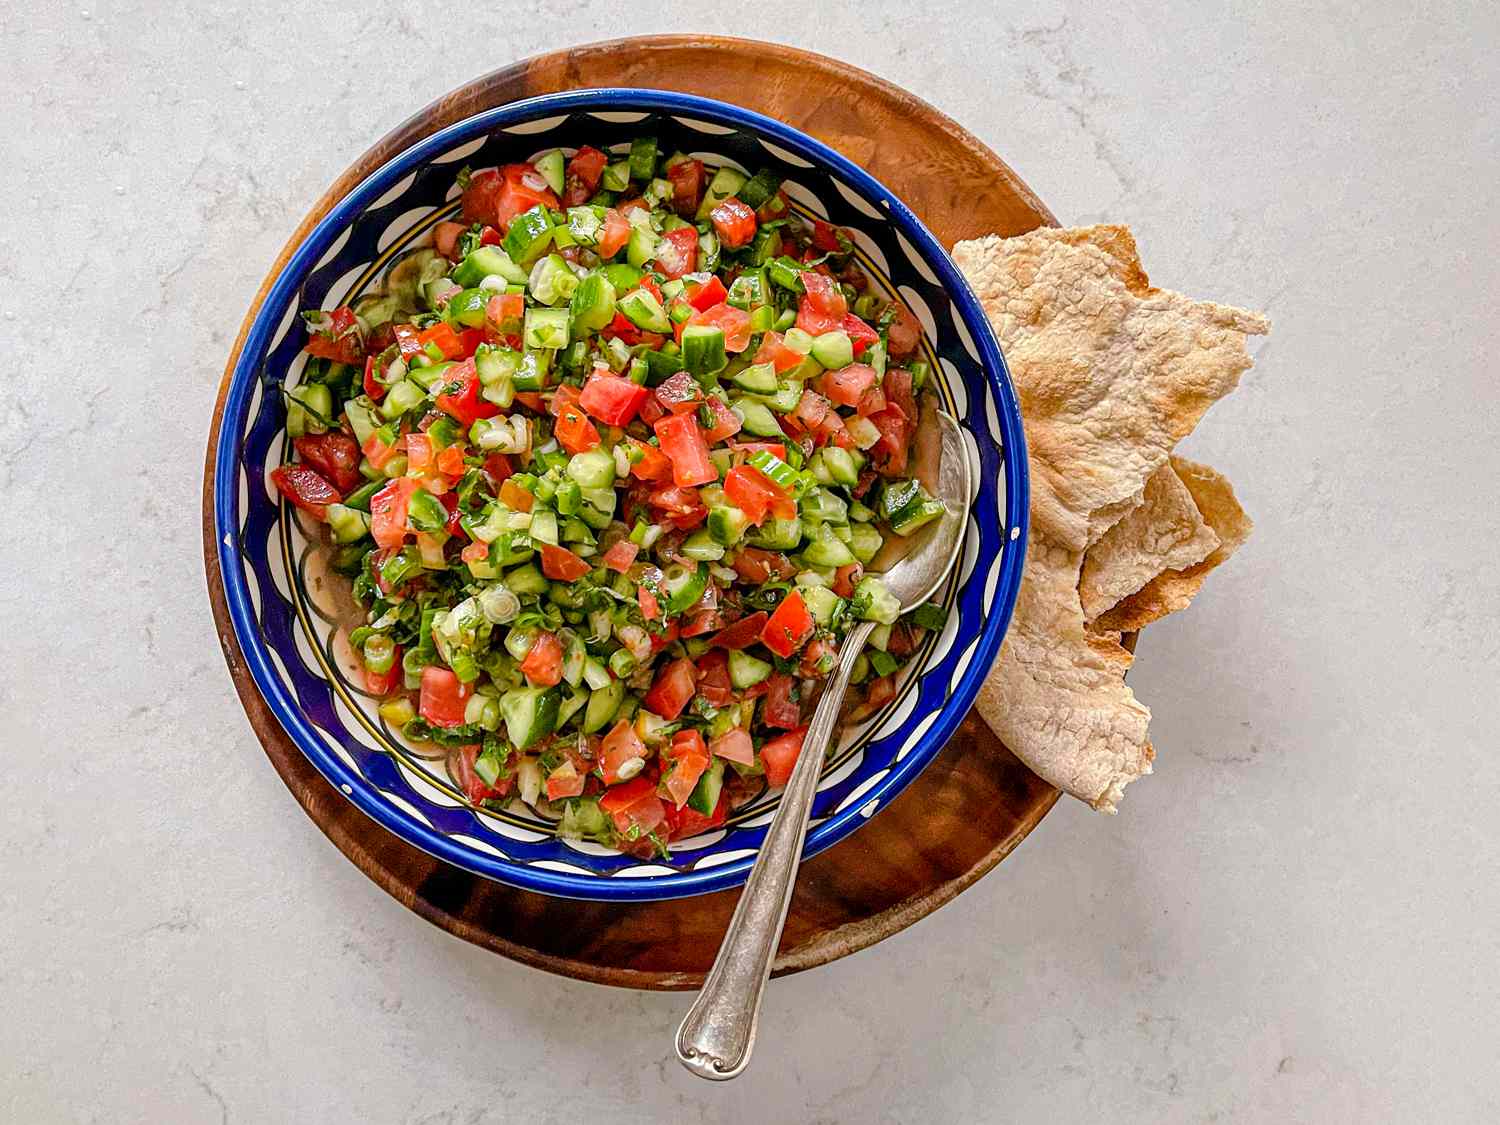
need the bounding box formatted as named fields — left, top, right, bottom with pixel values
left=202, top=35, right=1061, bottom=987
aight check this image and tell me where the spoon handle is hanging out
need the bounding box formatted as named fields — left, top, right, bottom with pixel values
left=675, top=618, right=878, bottom=1080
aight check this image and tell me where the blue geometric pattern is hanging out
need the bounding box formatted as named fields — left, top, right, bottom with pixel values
left=212, top=89, right=1028, bottom=901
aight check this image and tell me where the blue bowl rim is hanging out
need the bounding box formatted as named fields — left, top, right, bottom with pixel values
left=213, top=87, right=1029, bottom=901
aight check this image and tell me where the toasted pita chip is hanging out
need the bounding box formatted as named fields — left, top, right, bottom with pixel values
left=973, top=531, right=1153, bottom=812
left=1080, top=463, right=1220, bottom=621
left=955, top=226, right=1266, bottom=810
left=1093, top=456, right=1252, bottom=633
left=953, top=226, right=1268, bottom=553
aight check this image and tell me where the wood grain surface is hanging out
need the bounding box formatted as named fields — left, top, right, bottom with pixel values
left=202, top=35, right=1061, bottom=989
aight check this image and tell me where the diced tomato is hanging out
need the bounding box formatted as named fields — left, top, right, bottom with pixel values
left=304, top=306, right=365, bottom=365
left=539, top=543, right=591, bottom=582
left=363, top=352, right=393, bottom=402
left=368, top=477, right=415, bottom=547
left=479, top=225, right=502, bottom=247
left=293, top=432, right=362, bottom=493
left=393, top=323, right=423, bottom=360
left=438, top=491, right=464, bottom=538
left=665, top=790, right=728, bottom=840
left=563, top=145, right=608, bottom=206
left=723, top=465, right=787, bottom=526
left=681, top=608, right=723, bottom=638
left=646, top=484, right=708, bottom=531
left=818, top=363, right=878, bottom=408
left=419, top=666, right=471, bottom=728
left=763, top=673, right=802, bottom=729
left=701, top=396, right=742, bottom=444
left=710, top=611, right=769, bottom=650
left=414, top=322, right=462, bottom=361
left=598, top=208, right=631, bottom=258
left=643, top=658, right=697, bottom=720
left=433, top=359, right=497, bottom=428
left=461, top=169, right=504, bottom=225
left=434, top=220, right=466, bottom=260
left=638, top=584, right=661, bottom=621
left=579, top=372, right=649, bottom=426
left=654, top=370, right=704, bottom=415
left=799, top=636, right=837, bottom=678
left=730, top=441, right=788, bottom=461
left=761, top=590, right=815, bottom=658
left=855, top=382, right=887, bottom=417
left=709, top=728, right=755, bottom=766
left=688, top=302, right=753, bottom=353
left=809, top=219, right=846, bottom=253
left=709, top=197, right=757, bottom=249
left=545, top=763, right=586, bottom=801
left=760, top=726, right=808, bottom=788
left=666, top=159, right=705, bottom=216
left=599, top=721, right=649, bottom=785
left=494, top=163, right=560, bottom=231
left=796, top=272, right=848, bottom=336
left=841, top=313, right=881, bottom=356
left=406, top=432, right=439, bottom=491
left=484, top=292, right=524, bottom=342
left=833, top=562, right=864, bottom=598
left=662, top=735, right=709, bottom=809
left=452, top=743, right=514, bottom=804
left=730, top=548, right=796, bottom=584
left=685, top=275, right=728, bottom=312
left=600, top=311, right=643, bottom=346
left=628, top=438, right=673, bottom=481
left=695, top=650, right=735, bottom=708
left=363, top=644, right=402, bottom=696
left=270, top=464, right=341, bottom=521
left=460, top=539, right=491, bottom=567
left=457, top=327, right=484, bottom=357
left=602, top=539, right=639, bottom=573
left=601, top=781, right=666, bottom=837
left=482, top=452, right=513, bottom=487
left=653, top=414, right=717, bottom=487
left=653, top=226, right=698, bottom=279
left=868, top=408, right=910, bottom=475
left=854, top=673, right=897, bottom=719
left=886, top=302, right=922, bottom=357
left=436, top=443, right=466, bottom=479
left=554, top=398, right=601, bottom=454
left=498, top=478, right=533, bottom=512
left=511, top=391, right=548, bottom=413
left=519, top=631, right=564, bottom=687
left=793, top=388, right=831, bottom=430
left=751, top=330, right=805, bottom=374
left=756, top=189, right=791, bottom=224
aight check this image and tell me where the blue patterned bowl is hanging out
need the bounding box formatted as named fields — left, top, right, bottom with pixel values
left=212, top=89, right=1028, bottom=901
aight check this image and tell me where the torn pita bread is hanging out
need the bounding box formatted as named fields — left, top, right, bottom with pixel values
left=973, top=531, right=1153, bottom=812
left=953, top=226, right=1268, bottom=553
left=1080, top=463, right=1219, bottom=621
left=954, top=225, right=1266, bottom=810
left=1093, top=456, right=1252, bottom=633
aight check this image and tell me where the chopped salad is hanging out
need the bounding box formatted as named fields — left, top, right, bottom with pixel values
left=273, top=138, right=949, bottom=857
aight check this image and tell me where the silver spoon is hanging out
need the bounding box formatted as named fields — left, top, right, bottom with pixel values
left=676, top=410, right=973, bottom=1081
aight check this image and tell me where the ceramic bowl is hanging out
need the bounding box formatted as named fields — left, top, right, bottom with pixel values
left=211, top=88, right=1028, bottom=901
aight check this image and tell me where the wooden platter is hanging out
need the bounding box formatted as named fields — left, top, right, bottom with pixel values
left=202, top=35, right=1062, bottom=989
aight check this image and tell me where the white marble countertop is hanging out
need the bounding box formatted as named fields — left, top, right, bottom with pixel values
left=4, top=2, right=1497, bottom=1121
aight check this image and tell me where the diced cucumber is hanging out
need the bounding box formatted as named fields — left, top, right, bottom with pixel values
left=782, top=327, right=815, bottom=355
left=569, top=271, right=617, bottom=333
left=626, top=225, right=659, bottom=269
left=728, top=649, right=773, bottom=690
left=325, top=503, right=369, bottom=544
left=686, top=758, right=725, bottom=817
left=762, top=382, right=805, bottom=414
left=628, top=136, right=658, bottom=181
left=534, top=148, right=565, bottom=195
left=343, top=398, right=379, bottom=447
left=557, top=683, right=589, bottom=728
left=529, top=509, right=559, bottom=546
left=506, top=562, right=549, bottom=596
left=695, top=166, right=749, bottom=221
left=567, top=206, right=604, bottom=247
left=848, top=523, right=884, bottom=564
left=476, top=344, right=521, bottom=387
left=602, top=160, right=630, bottom=191
left=453, top=245, right=528, bottom=288
left=618, top=288, right=672, bottom=333
left=727, top=269, right=769, bottom=310
left=736, top=168, right=782, bottom=210
left=707, top=505, right=750, bottom=546
left=698, top=229, right=721, bottom=273
left=800, top=487, right=849, bottom=525
left=731, top=362, right=778, bottom=394
left=566, top=448, right=616, bottom=490
left=800, top=584, right=843, bottom=628
left=527, top=254, right=578, bottom=306
left=802, top=522, right=856, bottom=567
left=681, top=324, right=727, bottom=377
left=735, top=401, right=784, bottom=438
left=810, top=330, right=854, bottom=370
left=502, top=205, right=555, bottom=266
left=558, top=796, right=609, bottom=840
left=852, top=575, right=901, bottom=625
left=680, top=529, right=725, bottom=561
left=748, top=516, right=802, bottom=550
left=868, top=623, right=892, bottom=652
left=512, top=350, right=551, bottom=391
left=499, top=685, right=561, bottom=750
left=341, top=479, right=382, bottom=513
left=523, top=307, right=570, bottom=350
left=602, top=262, right=642, bottom=291
left=749, top=228, right=782, bottom=266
